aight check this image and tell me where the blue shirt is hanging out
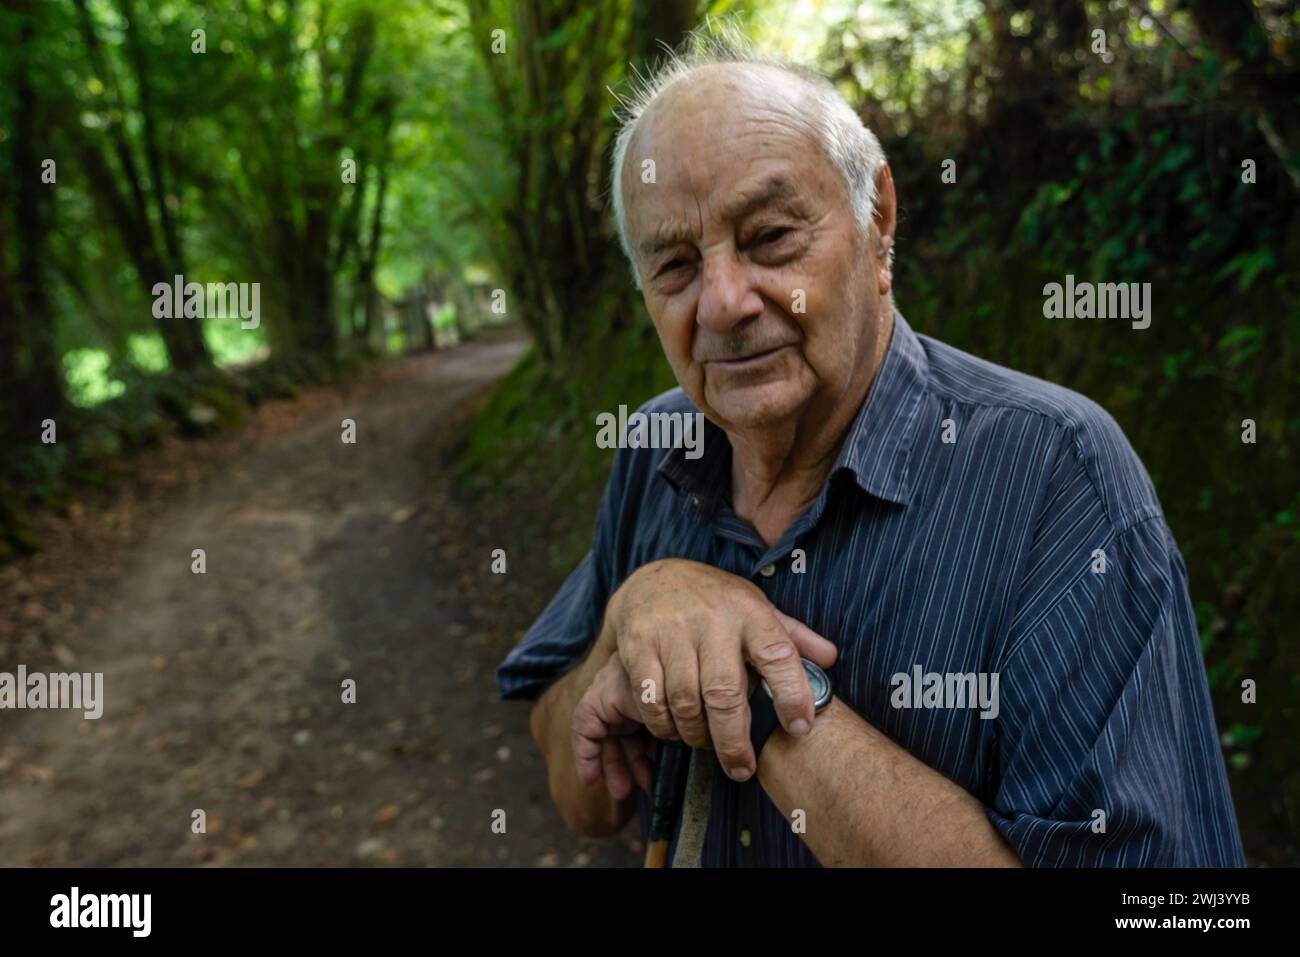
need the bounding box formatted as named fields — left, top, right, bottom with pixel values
left=498, top=311, right=1245, bottom=867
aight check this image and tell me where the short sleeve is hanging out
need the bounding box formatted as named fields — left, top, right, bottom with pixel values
left=495, top=450, right=629, bottom=701
left=986, top=517, right=1244, bottom=867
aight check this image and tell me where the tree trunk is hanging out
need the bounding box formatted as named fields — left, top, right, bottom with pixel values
left=632, top=0, right=698, bottom=66
left=70, top=0, right=212, bottom=372
left=353, top=122, right=392, bottom=349
left=2, top=0, right=64, bottom=442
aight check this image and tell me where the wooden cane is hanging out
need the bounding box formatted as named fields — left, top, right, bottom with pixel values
left=643, top=740, right=691, bottom=868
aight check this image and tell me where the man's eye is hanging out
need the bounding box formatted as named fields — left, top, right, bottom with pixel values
left=755, top=227, right=793, bottom=245
left=658, top=258, right=692, bottom=276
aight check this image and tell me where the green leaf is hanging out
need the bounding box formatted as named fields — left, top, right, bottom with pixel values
left=1214, top=248, right=1276, bottom=292
left=1215, top=326, right=1262, bottom=351
left=1225, top=723, right=1262, bottom=746
left=1163, top=350, right=1191, bottom=380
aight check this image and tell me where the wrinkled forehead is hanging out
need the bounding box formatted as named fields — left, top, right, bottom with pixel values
left=621, top=64, right=834, bottom=233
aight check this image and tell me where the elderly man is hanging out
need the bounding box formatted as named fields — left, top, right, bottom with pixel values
left=497, top=38, right=1244, bottom=867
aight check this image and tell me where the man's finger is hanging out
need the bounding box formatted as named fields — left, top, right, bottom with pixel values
left=772, top=608, right=838, bottom=670
left=742, top=610, right=814, bottom=736
left=664, top=648, right=709, bottom=748
left=619, top=734, right=655, bottom=793
left=698, top=637, right=754, bottom=780
left=625, top=650, right=677, bottom=741
left=601, top=655, right=652, bottom=729
left=571, top=661, right=640, bottom=785
left=571, top=695, right=611, bottom=786
left=601, top=738, right=632, bottom=800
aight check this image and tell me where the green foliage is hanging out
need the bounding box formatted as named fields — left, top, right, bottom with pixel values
left=1217, top=249, right=1276, bottom=294
left=63, top=349, right=127, bottom=407
left=204, top=320, right=268, bottom=369
left=127, top=334, right=169, bottom=374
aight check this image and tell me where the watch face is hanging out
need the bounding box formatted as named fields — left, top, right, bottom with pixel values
left=762, top=658, right=833, bottom=710
left=803, top=659, right=833, bottom=710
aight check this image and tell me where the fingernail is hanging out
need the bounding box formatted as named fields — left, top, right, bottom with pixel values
left=790, top=719, right=810, bottom=735
left=730, top=766, right=752, bottom=782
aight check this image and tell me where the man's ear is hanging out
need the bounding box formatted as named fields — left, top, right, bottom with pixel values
left=871, top=163, right=897, bottom=294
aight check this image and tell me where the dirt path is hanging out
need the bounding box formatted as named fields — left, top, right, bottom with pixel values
left=0, top=340, right=639, bottom=867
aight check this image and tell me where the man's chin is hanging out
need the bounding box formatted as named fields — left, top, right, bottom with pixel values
left=706, top=381, right=808, bottom=431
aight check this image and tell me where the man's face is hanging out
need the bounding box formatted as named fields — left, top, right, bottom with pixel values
left=622, top=64, right=893, bottom=434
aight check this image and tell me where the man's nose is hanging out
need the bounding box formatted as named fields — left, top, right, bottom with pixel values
left=696, top=251, right=763, bottom=334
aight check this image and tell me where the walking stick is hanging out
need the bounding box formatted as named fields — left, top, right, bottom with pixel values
left=643, top=739, right=691, bottom=868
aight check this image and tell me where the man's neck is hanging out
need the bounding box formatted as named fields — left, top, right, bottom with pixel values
left=728, top=311, right=895, bottom=548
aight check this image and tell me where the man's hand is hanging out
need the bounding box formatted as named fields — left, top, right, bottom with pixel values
left=570, top=655, right=656, bottom=798
left=588, top=558, right=837, bottom=783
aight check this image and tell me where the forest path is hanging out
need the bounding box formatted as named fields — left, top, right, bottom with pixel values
left=0, top=339, right=638, bottom=867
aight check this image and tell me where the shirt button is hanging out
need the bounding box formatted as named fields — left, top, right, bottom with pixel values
left=739, top=828, right=752, bottom=848
left=759, top=563, right=776, bottom=578
left=689, top=495, right=702, bottom=509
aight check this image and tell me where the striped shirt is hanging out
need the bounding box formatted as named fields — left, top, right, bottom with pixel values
left=498, top=311, right=1245, bottom=867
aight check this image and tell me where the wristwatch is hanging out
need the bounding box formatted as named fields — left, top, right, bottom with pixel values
left=748, top=658, right=833, bottom=762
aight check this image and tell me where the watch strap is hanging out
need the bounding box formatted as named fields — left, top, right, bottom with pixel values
left=748, top=683, right=781, bottom=763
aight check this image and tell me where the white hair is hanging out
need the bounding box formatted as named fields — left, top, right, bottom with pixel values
left=610, top=24, right=888, bottom=291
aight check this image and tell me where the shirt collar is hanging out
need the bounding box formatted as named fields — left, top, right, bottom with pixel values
left=657, top=308, right=929, bottom=512
left=832, top=308, right=929, bottom=506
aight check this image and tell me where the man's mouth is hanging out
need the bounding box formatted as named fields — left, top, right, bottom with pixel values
left=705, top=344, right=794, bottom=371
